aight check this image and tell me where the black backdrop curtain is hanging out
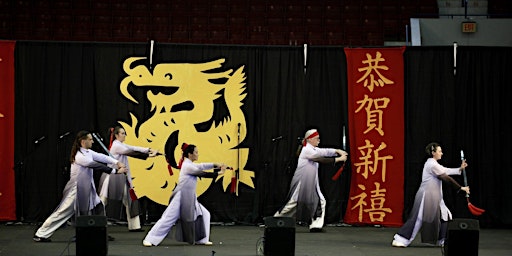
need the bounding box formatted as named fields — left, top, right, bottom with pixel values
left=304, top=46, right=350, bottom=224
left=404, top=46, right=512, bottom=228
left=13, top=42, right=512, bottom=228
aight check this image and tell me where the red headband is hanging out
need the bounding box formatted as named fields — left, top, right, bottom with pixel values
left=303, top=131, right=319, bottom=146
left=108, top=127, right=114, bottom=150
left=178, top=143, right=189, bottom=169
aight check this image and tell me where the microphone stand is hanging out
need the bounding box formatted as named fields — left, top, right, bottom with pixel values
left=57, top=132, right=71, bottom=199
left=236, top=123, right=240, bottom=195
left=12, top=135, right=46, bottom=222
left=259, top=138, right=273, bottom=223
left=231, top=123, right=241, bottom=224
left=260, top=134, right=288, bottom=223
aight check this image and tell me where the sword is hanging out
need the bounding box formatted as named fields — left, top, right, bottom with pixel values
left=92, top=132, right=138, bottom=201
left=332, top=125, right=347, bottom=181
left=92, top=132, right=115, bottom=158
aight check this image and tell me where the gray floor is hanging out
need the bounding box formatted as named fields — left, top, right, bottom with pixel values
left=1, top=221, right=511, bottom=256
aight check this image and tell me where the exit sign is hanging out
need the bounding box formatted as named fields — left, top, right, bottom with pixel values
left=462, top=22, right=477, bottom=33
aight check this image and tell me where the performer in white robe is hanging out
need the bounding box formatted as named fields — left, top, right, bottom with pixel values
left=392, top=142, right=469, bottom=247
left=142, top=143, right=227, bottom=246
left=33, top=130, right=125, bottom=242
left=98, top=126, right=158, bottom=231
left=274, top=129, right=347, bottom=232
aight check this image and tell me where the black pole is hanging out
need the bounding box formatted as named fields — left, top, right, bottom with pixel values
left=464, top=0, right=468, bottom=19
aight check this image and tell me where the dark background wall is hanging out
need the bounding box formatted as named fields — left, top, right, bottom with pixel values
left=3, top=0, right=512, bottom=228
left=1, top=0, right=510, bottom=46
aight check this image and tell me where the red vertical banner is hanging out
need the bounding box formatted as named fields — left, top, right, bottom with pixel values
left=343, top=47, right=405, bottom=227
left=0, top=41, right=16, bottom=221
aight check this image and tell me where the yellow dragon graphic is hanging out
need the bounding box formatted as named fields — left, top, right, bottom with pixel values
left=118, top=57, right=254, bottom=205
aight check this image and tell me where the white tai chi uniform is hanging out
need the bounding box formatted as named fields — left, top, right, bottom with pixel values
left=98, top=140, right=149, bottom=230
left=35, top=147, right=118, bottom=238
left=275, top=143, right=337, bottom=230
left=143, top=158, right=218, bottom=245
left=393, top=158, right=462, bottom=246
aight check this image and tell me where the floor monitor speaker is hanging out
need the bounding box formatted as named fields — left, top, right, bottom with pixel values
left=263, top=216, right=295, bottom=256
left=444, top=218, right=479, bottom=256
left=76, top=215, right=108, bottom=256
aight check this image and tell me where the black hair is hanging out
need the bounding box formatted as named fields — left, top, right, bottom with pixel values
left=425, top=142, right=440, bottom=157
left=182, top=143, right=196, bottom=158
left=70, top=130, right=91, bottom=163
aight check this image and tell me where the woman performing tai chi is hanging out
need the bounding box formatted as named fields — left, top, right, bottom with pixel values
left=392, top=142, right=470, bottom=247
left=143, top=143, right=228, bottom=246
left=98, top=126, right=159, bottom=232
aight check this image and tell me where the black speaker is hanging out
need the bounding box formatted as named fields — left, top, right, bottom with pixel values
left=444, top=218, right=479, bottom=256
left=263, top=216, right=295, bottom=256
left=76, top=215, right=108, bottom=256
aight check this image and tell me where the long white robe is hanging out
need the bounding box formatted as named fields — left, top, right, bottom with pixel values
left=143, top=158, right=217, bottom=245
left=75, top=147, right=118, bottom=216
left=275, top=143, right=337, bottom=228
left=98, top=140, right=148, bottom=229
left=35, top=147, right=118, bottom=238
left=394, top=158, right=461, bottom=246
left=34, top=169, right=78, bottom=239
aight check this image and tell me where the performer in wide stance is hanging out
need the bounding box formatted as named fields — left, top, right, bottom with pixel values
left=33, top=130, right=125, bottom=242
left=392, top=142, right=469, bottom=247
left=143, top=143, right=227, bottom=246
left=274, top=129, right=347, bottom=232
left=98, top=126, right=158, bottom=232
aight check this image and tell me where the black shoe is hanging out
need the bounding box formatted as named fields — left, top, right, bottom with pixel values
left=129, top=228, right=145, bottom=232
left=309, top=228, right=323, bottom=233
left=108, top=235, right=115, bottom=241
left=33, top=235, right=52, bottom=242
